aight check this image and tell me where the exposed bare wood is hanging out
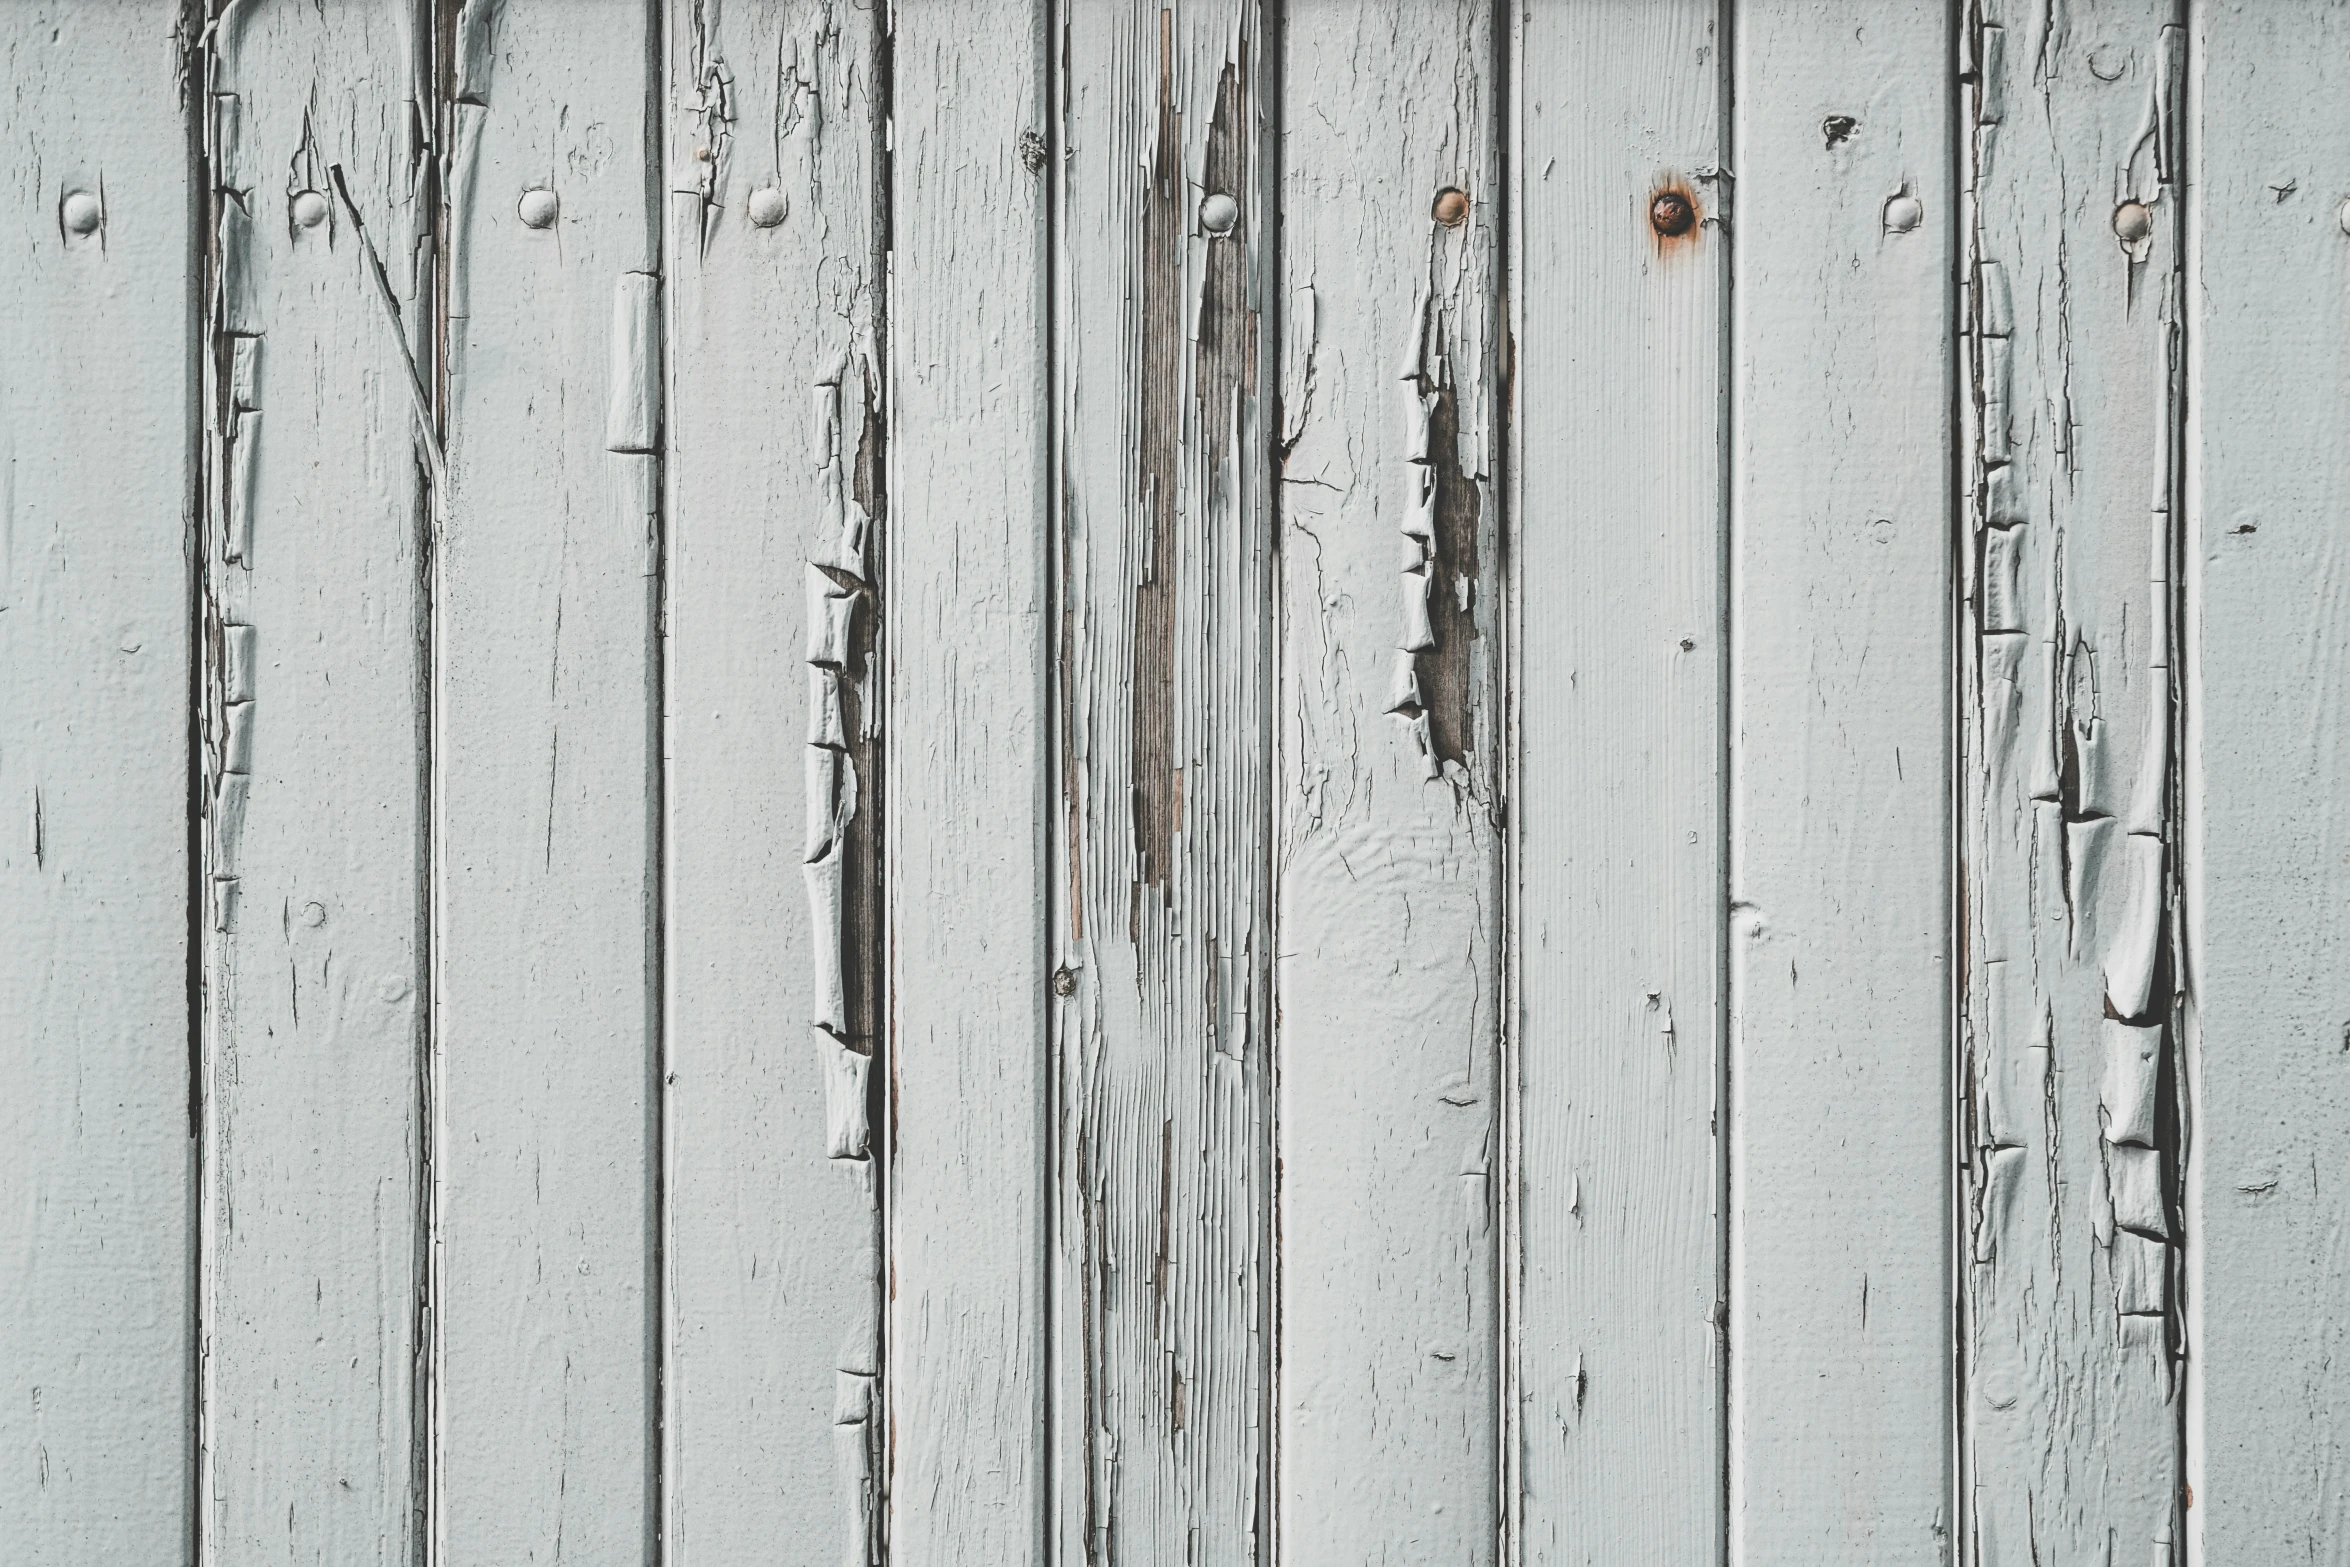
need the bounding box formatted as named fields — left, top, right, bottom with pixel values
left=1052, top=3, right=1274, bottom=1560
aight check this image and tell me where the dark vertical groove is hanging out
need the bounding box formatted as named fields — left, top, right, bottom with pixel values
left=1489, top=4, right=1514, bottom=1561
left=178, top=7, right=211, bottom=1564
left=1713, top=0, right=1736, bottom=1551
left=423, top=4, right=456, bottom=1562
left=1040, top=0, right=1061, bottom=1558
left=2162, top=12, right=2193, bottom=1548
left=1944, top=0, right=1967, bottom=1558
left=1049, top=2, right=1088, bottom=1551
left=1257, top=12, right=1281, bottom=1561
left=2172, top=6, right=2198, bottom=1550
left=859, top=6, right=893, bottom=1554
left=644, top=0, right=668, bottom=1558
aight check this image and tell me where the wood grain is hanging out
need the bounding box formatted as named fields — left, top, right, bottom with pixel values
left=2187, top=2, right=2350, bottom=1555
left=660, top=2, right=886, bottom=1560
left=887, top=4, right=1051, bottom=1563
left=1727, top=4, right=1953, bottom=1560
left=198, top=5, right=429, bottom=1561
left=1958, top=3, right=2186, bottom=1561
left=1511, top=6, right=1725, bottom=1562
left=1276, top=4, right=1501, bottom=1561
left=0, top=6, right=195, bottom=1559
left=431, top=2, right=660, bottom=1558
left=1052, top=3, right=1274, bottom=1560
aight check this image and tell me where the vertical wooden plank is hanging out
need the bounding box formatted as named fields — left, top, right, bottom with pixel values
left=1275, top=3, right=1500, bottom=1561
left=2188, top=2, right=2350, bottom=1555
left=660, top=2, right=885, bottom=1560
left=889, top=4, right=1051, bottom=1563
left=197, top=5, right=427, bottom=1561
left=433, top=1, right=659, bottom=1559
left=1051, top=2, right=1272, bottom=1560
left=1511, top=6, right=1724, bottom=1562
left=1728, top=4, right=1952, bottom=1560
left=0, top=6, right=194, bottom=1559
left=1957, top=3, right=2186, bottom=1562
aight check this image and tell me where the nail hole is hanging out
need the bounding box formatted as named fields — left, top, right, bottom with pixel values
left=1823, top=115, right=1859, bottom=150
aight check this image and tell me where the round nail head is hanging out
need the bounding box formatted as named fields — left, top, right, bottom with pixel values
left=2338, top=198, right=2350, bottom=236
left=291, top=190, right=329, bottom=230
left=518, top=187, right=559, bottom=229
left=1883, top=193, right=1923, bottom=234
left=747, top=186, right=789, bottom=228
left=1200, top=192, right=1239, bottom=235
left=2112, top=200, right=2153, bottom=245
left=1433, top=187, right=1470, bottom=227
left=1651, top=190, right=1695, bottom=238
left=61, top=191, right=101, bottom=236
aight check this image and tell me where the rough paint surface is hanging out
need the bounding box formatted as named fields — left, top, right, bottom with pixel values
left=662, top=2, right=887, bottom=1561
left=0, top=6, right=195, bottom=1559
left=1959, top=3, right=2186, bottom=1562
left=886, top=4, right=1051, bottom=1565
left=21, top=7, right=2350, bottom=1564
left=1276, top=4, right=1501, bottom=1563
left=1052, top=4, right=1272, bottom=1561
left=431, top=2, right=661, bottom=1559
left=2188, top=3, right=2350, bottom=1557
left=1512, top=7, right=1727, bottom=1563
left=1728, top=4, right=1954, bottom=1561
left=198, top=5, right=428, bottom=1563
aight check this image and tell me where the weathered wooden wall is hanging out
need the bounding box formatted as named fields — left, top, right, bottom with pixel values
left=7, top=3, right=2346, bottom=1564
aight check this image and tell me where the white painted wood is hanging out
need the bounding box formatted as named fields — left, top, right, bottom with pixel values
left=660, top=3, right=886, bottom=1560
left=197, top=6, right=428, bottom=1562
left=1958, top=4, right=2185, bottom=1562
left=0, top=7, right=194, bottom=1559
left=1275, top=5, right=1500, bottom=1561
left=1726, top=6, right=1954, bottom=1562
left=1051, top=3, right=1273, bottom=1560
left=1511, top=7, right=1724, bottom=1562
left=887, top=5, right=1051, bottom=1564
left=432, top=3, right=659, bottom=1559
left=2187, top=3, right=2350, bottom=1555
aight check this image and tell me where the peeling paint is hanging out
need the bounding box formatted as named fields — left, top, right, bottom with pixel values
left=804, top=311, right=884, bottom=1560
left=1960, top=4, right=2187, bottom=1559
